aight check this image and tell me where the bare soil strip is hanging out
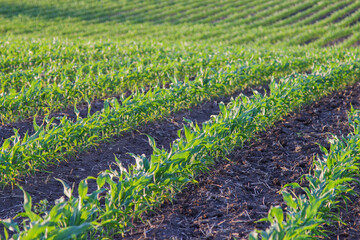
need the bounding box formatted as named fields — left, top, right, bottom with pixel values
left=333, top=5, right=360, bottom=23
left=0, top=86, right=266, bottom=221
left=310, top=1, right=353, bottom=25
left=278, top=3, right=315, bottom=23
left=120, top=82, right=360, bottom=240
left=324, top=34, right=353, bottom=47
left=353, top=40, right=360, bottom=47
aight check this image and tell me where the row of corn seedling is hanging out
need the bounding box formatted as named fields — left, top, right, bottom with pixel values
left=0, top=50, right=334, bottom=186
left=250, top=110, right=360, bottom=239
left=2, top=40, right=260, bottom=123
left=2, top=0, right=360, bottom=48
left=2, top=58, right=360, bottom=239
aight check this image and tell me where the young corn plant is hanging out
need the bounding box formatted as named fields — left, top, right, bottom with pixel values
left=0, top=54, right=322, bottom=186
left=2, top=40, right=335, bottom=124
left=250, top=108, right=360, bottom=239
left=2, top=59, right=360, bottom=238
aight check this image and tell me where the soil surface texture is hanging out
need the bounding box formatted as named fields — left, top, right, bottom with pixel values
left=0, top=86, right=265, bottom=221
left=119, top=82, right=360, bottom=240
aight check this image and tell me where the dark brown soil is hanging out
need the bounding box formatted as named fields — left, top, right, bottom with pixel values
left=309, top=1, right=353, bottom=25
left=333, top=5, right=360, bottom=24
left=2, top=81, right=360, bottom=239
left=323, top=34, right=352, bottom=47
left=349, top=11, right=360, bottom=26
left=291, top=6, right=318, bottom=25
left=300, top=36, right=320, bottom=45
left=271, top=3, right=315, bottom=25
left=0, top=86, right=266, bottom=221
left=352, top=40, right=360, bottom=47
left=118, top=82, right=360, bottom=240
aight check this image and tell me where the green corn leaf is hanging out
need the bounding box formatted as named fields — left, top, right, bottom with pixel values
left=1, top=218, right=20, bottom=233
left=146, top=134, right=157, bottom=150
left=55, top=178, right=73, bottom=199
left=52, top=223, right=92, bottom=240
left=282, top=191, right=298, bottom=210
left=96, top=173, right=107, bottom=189
left=74, top=103, right=80, bottom=120
left=269, top=206, right=284, bottom=224
left=248, top=231, right=259, bottom=240
left=283, top=182, right=301, bottom=189
left=33, top=116, right=40, bottom=132
left=78, top=180, right=88, bottom=200
left=18, top=186, right=41, bottom=222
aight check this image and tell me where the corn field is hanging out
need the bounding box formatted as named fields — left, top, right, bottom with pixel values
left=1, top=0, right=360, bottom=239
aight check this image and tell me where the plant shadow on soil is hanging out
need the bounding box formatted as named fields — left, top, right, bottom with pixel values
left=1, top=82, right=360, bottom=239
left=0, top=86, right=266, bottom=223
left=119, top=82, right=360, bottom=240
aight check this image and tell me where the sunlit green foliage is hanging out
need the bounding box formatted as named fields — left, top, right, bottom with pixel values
left=1, top=0, right=360, bottom=47
left=3, top=46, right=350, bottom=185
left=250, top=109, right=360, bottom=239
left=2, top=0, right=360, bottom=239
left=2, top=58, right=360, bottom=238
left=2, top=42, right=353, bottom=123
